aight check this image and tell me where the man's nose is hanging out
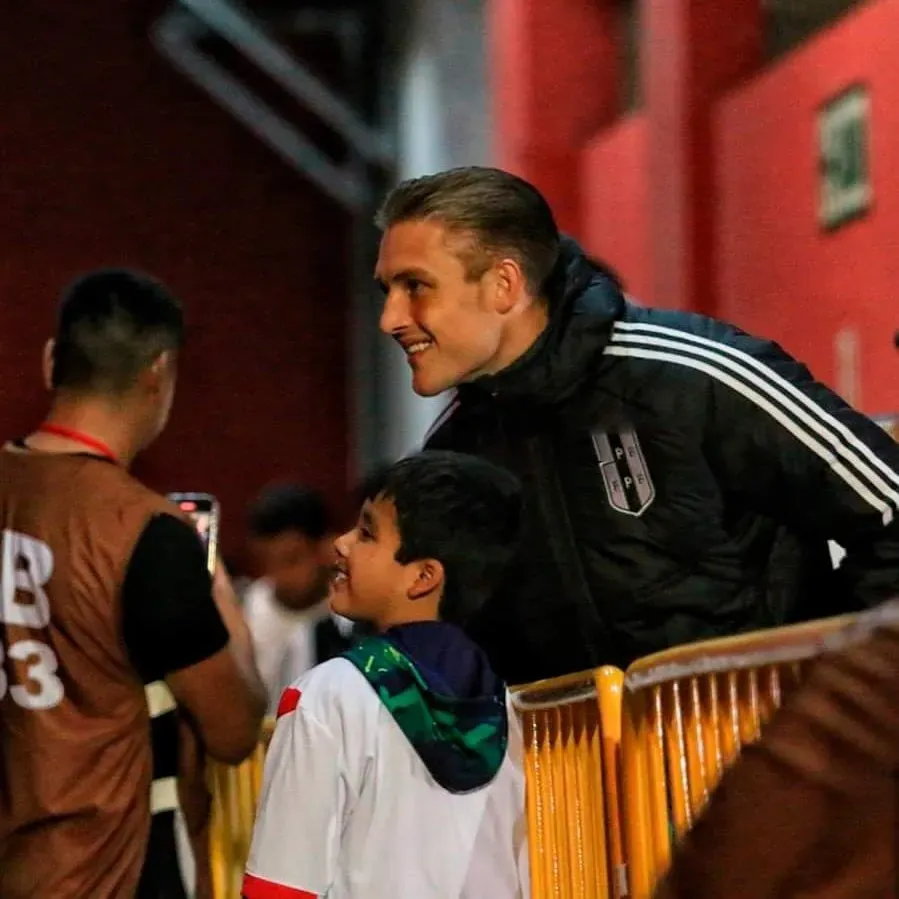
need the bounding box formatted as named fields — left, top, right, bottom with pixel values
left=379, top=289, right=411, bottom=335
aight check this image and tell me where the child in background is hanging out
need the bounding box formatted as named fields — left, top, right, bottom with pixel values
left=243, top=450, right=528, bottom=899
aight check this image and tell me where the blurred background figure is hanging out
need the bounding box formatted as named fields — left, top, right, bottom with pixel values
left=244, top=483, right=353, bottom=709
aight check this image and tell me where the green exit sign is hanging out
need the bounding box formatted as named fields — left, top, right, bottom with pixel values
left=819, top=85, right=871, bottom=230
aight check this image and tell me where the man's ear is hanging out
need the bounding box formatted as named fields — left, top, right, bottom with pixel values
left=42, top=339, right=56, bottom=391
left=490, top=257, right=529, bottom=315
left=407, top=558, right=444, bottom=601
left=143, top=351, right=171, bottom=394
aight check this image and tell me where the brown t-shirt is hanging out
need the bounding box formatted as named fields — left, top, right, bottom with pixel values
left=655, top=601, right=899, bottom=899
left=0, top=446, right=228, bottom=898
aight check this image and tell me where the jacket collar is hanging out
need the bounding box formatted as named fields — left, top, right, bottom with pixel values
left=458, top=236, right=626, bottom=408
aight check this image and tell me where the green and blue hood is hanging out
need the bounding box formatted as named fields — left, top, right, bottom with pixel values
left=343, top=621, right=508, bottom=794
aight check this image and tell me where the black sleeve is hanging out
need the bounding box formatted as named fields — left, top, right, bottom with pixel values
left=122, top=513, right=230, bottom=683
left=702, top=332, right=899, bottom=608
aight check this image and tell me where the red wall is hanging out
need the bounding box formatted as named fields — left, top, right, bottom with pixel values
left=490, top=0, right=621, bottom=235
left=580, top=115, right=651, bottom=300
left=0, top=4, right=351, bottom=564
left=715, top=0, right=899, bottom=415
left=491, top=0, right=898, bottom=417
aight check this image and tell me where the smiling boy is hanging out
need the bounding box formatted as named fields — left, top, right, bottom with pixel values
left=242, top=450, right=529, bottom=899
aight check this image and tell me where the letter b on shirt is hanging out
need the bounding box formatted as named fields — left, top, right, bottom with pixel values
left=1, top=529, right=54, bottom=629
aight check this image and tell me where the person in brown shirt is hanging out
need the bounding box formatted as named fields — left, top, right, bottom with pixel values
left=0, top=269, right=267, bottom=898
left=655, top=599, right=899, bottom=899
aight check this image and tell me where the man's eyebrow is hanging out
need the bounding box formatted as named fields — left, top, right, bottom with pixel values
left=375, top=268, right=433, bottom=285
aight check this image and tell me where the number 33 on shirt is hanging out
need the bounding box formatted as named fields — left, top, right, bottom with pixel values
left=0, top=529, right=65, bottom=711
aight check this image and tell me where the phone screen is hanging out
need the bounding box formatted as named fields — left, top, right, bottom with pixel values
left=168, top=493, right=220, bottom=573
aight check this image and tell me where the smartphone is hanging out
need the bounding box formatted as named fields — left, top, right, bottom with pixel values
left=167, top=492, right=221, bottom=574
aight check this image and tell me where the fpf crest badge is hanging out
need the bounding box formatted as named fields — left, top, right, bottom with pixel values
left=591, top=426, right=655, bottom=517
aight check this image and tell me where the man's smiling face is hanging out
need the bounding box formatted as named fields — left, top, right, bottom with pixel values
left=375, top=219, right=507, bottom=397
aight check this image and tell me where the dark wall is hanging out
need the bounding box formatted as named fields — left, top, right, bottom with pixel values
left=0, top=3, right=351, bottom=566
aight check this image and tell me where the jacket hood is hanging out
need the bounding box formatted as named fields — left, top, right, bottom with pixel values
left=342, top=622, right=507, bottom=793
left=458, top=235, right=626, bottom=407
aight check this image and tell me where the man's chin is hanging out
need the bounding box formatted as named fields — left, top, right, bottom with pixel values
left=274, top=590, right=326, bottom=612
left=411, top=371, right=457, bottom=398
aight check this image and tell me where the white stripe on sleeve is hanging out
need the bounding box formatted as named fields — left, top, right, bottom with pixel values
left=605, top=326, right=897, bottom=525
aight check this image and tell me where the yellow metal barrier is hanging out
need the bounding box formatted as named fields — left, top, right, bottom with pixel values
left=510, top=666, right=625, bottom=899
left=621, top=616, right=857, bottom=899
left=209, top=720, right=275, bottom=899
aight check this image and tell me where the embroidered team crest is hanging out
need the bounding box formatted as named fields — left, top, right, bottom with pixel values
left=591, top=426, right=655, bottom=517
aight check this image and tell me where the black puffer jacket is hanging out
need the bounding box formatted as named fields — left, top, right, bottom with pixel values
left=426, top=239, right=899, bottom=684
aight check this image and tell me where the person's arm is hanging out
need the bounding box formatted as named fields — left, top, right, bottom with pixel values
left=122, top=514, right=266, bottom=764
left=170, top=561, right=268, bottom=761
left=696, top=332, right=899, bottom=607
left=654, top=605, right=899, bottom=899
left=242, top=685, right=347, bottom=899
left=209, top=561, right=267, bottom=707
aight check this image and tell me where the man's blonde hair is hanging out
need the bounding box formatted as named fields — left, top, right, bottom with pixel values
left=376, top=166, right=560, bottom=297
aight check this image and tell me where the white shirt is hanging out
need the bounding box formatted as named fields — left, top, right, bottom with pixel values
left=243, top=659, right=529, bottom=899
left=243, top=579, right=327, bottom=712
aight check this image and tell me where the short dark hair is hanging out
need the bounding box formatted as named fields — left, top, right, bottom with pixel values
left=361, top=450, right=522, bottom=625
left=248, top=484, right=330, bottom=541
left=376, top=166, right=561, bottom=297
left=53, top=268, right=184, bottom=393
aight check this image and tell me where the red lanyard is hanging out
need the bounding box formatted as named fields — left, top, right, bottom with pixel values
left=36, top=424, right=119, bottom=464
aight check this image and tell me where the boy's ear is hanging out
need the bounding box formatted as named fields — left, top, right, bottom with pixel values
left=142, top=351, right=171, bottom=394
left=407, top=559, right=444, bottom=601
left=42, top=339, right=56, bottom=391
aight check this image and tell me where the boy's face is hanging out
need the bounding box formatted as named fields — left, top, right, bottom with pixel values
left=330, top=494, right=439, bottom=627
